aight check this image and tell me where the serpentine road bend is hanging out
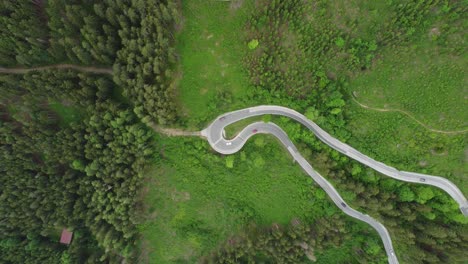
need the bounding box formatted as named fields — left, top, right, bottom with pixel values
left=201, top=105, right=468, bottom=264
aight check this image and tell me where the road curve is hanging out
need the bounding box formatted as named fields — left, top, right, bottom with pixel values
left=202, top=105, right=468, bottom=264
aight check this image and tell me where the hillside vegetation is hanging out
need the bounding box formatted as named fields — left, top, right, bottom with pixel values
left=143, top=1, right=467, bottom=263
left=1, top=0, right=466, bottom=264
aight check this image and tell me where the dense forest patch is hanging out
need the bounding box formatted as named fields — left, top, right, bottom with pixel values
left=0, top=0, right=176, bottom=262
left=0, top=69, right=156, bottom=262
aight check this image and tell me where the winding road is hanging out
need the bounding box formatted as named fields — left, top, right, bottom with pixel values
left=3, top=63, right=466, bottom=262
left=202, top=105, right=468, bottom=264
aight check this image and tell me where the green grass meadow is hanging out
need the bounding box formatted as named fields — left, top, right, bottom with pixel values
left=175, top=0, right=254, bottom=127
left=350, top=41, right=467, bottom=131
left=140, top=135, right=335, bottom=263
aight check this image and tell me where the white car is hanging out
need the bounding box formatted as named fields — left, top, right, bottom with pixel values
left=226, top=142, right=232, bottom=146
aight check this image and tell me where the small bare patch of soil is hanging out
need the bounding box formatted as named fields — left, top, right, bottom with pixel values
left=465, top=147, right=468, bottom=163
left=429, top=27, right=441, bottom=38
left=438, top=114, right=446, bottom=121
left=200, top=88, right=208, bottom=95
left=171, top=189, right=191, bottom=202
left=431, top=149, right=448, bottom=156
left=174, top=0, right=185, bottom=32
left=230, top=0, right=244, bottom=11
left=149, top=211, right=158, bottom=220
left=371, top=88, right=386, bottom=99
left=326, top=71, right=337, bottom=81
left=60, top=98, right=73, bottom=107
left=138, top=239, right=151, bottom=264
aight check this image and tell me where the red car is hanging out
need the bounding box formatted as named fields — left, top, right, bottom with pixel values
left=252, top=129, right=258, bottom=133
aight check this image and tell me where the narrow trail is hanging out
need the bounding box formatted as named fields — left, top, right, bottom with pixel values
left=1, top=64, right=204, bottom=137
left=351, top=92, right=468, bottom=135
left=149, top=122, right=201, bottom=137
left=0, top=64, right=113, bottom=75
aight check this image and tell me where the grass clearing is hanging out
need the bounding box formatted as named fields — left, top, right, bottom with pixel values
left=328, top=0, right=393, bottom=39
left=176, top=0, right=254, bottom=127
left=48, top=101, right=83, bottom=126
left=349, top=39, right=467, bottom=131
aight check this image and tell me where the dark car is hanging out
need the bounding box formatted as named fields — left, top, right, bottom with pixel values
left=341, top=202, right=347, bottom=207
left=219, top=116, right=226, bottom=121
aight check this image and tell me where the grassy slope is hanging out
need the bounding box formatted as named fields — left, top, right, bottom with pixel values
left=327, top=0, right=468, bottom=192
left=48, top=102, right=82, bottom=126
left=344, top=15, right=467, bottom=194
left=350, top=41, right=467, bottom=131
left=176, top=0, right=253, bottom=128
left=331, top=0, right=467, bottom=131
left=345, top=102, right=468, bottom=194
left=141, top=135, right=343, bottom=263
left=142, top=0, right=467, bottom=263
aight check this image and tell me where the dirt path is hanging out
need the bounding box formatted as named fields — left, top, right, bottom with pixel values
left=351, top=92, right=468, bottom=135
left=0, top=64, right=206, bottom=137
left=148, top=122, right=202, bottom=137
left=0, top=64, right=113, bottom=75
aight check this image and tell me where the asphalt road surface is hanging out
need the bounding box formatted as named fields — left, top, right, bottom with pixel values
left=202, top=105, right=468, bottom=264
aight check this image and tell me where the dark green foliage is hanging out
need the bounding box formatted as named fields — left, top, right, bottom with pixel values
left=74, top=102, right=154, bottom=257
left=204, top=221, right=314, bottom=263
left=0, top=235, right=65, bottom=264
left=0, top=98, right=79, bottom=237
left=0, top=1, right=50, bottom=65
left=0, top=70, right=155, bottom=262
left=1, top=0, right=176, bottom=260
left=46, top=0, right=121, bottom=65
left=204, top=218, right=388, bottom=264
left=113, top=0, right=178, bottom=124
left=1, top=0, right=178, bottom=124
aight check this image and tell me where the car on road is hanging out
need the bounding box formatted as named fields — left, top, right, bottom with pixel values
left=420, top=178, right=426, bottom=182
left=252, top=129, right=258, bottom=133
left=341, top=202, right=347, bottom=207
left=219, top=116, right=226, bottom=121
left=226, top=142, right=232, bottom=146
